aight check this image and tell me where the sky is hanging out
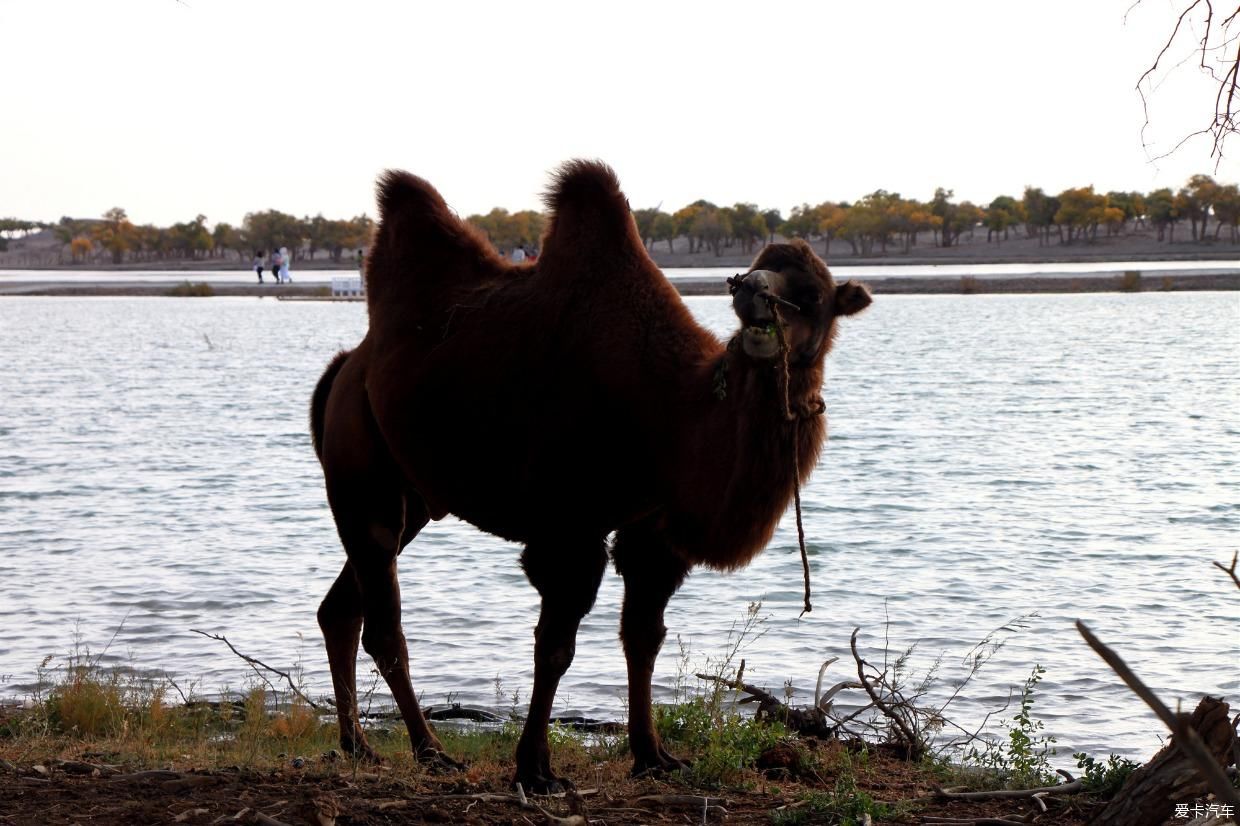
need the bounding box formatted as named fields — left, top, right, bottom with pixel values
left=2, top=0, right=1237, bottom=228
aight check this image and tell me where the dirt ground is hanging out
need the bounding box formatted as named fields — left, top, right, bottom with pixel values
left=0, top=752, right=1094, bottom=826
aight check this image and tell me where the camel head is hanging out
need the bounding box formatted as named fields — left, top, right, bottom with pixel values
left=729, top=239, right=871, bottom=364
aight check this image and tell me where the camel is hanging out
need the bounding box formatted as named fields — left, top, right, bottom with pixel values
left=309, top=160, right=870, bottom=792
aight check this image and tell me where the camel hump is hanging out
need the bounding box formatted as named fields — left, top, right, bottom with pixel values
left=375, top=169, right=456, bottom=235
left=367, top=169, right=499, bottom=308
left=540, top=159, right=642, bottom=260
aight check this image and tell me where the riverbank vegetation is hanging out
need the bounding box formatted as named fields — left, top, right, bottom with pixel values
left=1, top=174, right=1237, bottom=270
left=3, top=597, right=1234, bottom=825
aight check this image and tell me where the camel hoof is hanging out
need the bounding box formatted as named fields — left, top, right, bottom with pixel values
left=631, top=753, right=691, bottom=778
left=514, top=773, right=575, bottom=795
left=417, top=748, right=467, bottom=773
left=339, top=741, right=382, bottom=764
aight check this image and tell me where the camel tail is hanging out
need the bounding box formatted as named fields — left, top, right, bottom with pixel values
left=310, top=349, right=350, bottom=460
left=540, top=159, right=643, bottom=261
left=366, top=170, right=499, bottom=310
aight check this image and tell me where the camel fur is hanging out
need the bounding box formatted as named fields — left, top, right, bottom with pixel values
left=310, top=159, right=870, bottom=792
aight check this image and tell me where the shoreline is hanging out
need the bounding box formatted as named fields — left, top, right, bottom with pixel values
left=1, top=270, right=1237, bottom=297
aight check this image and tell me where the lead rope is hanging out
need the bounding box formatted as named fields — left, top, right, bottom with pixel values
left=770, top=304, right=813, bottom=618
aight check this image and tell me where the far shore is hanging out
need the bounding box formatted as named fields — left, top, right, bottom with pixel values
left=1, top=269, right=1236, bottom=297
left=5, top=222, right=1240, bottom=274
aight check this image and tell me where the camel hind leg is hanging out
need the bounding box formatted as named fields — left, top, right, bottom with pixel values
left=612, top=522, right=691, bottom=776
left=316, top=353, right=457, bottom=767
left=317, top=560, right=371, bottom=759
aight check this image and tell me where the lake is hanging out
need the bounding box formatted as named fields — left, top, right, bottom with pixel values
left=0, top=292, right=1236, bottom=763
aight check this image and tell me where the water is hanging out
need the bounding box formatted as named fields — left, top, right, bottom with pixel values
left=0, top=293, right=1236, bottom=762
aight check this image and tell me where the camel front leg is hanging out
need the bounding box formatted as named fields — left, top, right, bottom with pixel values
left=515, top=539, right=607, bottom=793
left=613, top=526, right=690, bottom=776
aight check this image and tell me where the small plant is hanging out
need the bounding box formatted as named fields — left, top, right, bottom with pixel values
left=1119, top=271, right=1142, bottom=292
left=771, top=751, right=892, bottom=825
left=45, top=665, right=127, bottom=737
left=1074, top=751, right=1140, bottom=797
left=965, top=664, right=1058, bottom=788
left=653, top=601, right=793, bottom=787
left=960, top=275, right=978, bottom=294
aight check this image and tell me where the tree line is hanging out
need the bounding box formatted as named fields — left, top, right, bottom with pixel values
left=0, top=210, right=374, bottom=264
left=626, top=173, right=1236, bottom=258
left=0, top=172, right=1234, bottom=263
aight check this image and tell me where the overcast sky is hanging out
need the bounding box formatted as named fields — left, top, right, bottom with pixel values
left=2, top=0, right=1235, bottom=227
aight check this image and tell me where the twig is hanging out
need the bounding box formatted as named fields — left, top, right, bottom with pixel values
left=89, top=610, right=132, bottom=669
left=922, top=813, right=1026, bottom=818
left=432, top=790, right=585, bottom=825
left=190, top=629, right=323, bottom=711
left=1212, top=550, right=1240, bottom=589
left=253, top=814, right=294, bottom=826
left=1076, top=620, right=1240, bottom=810
left=850, top=628, right=924, bottom=758
left=633, top=794, right=726, bottom=809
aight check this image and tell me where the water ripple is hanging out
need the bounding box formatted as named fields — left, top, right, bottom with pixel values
left=0, top=293, right=1236, bottom=761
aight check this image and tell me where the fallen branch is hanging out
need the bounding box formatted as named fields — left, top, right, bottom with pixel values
left=190, top=629, right=324, bottom=711
left=694, top=670, right=839, bottom=737
left=632, top=794, right=727, bottom=809
left=934, top=770, right=1082, bottom=801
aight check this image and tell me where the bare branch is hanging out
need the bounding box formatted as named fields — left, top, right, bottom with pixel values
left=850, top=627, right=924, bottom=758
left=1213, top=550, right=1240, bottom=590
left=1076, top=621, right=1240, bottom=810
left=190, top=629, right=324, bottom=711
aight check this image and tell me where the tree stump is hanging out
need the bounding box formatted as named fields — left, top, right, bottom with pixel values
left=1089, top=696, right=1237, bottom=826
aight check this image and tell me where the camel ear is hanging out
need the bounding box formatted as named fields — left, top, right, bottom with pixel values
left=834, top=281, right=872, bottom=316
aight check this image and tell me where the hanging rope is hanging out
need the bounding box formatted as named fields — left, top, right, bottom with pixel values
left=770, top=304, right=814, bottom=618
left=728, top=270, right=823, bottom=618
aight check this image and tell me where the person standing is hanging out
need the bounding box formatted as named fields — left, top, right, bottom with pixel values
left=279, top=246, right=291, bottom=282
left=270, top=248, right=283, bottom=283
left=511, top=245, right=526, bottom=263
left=254, top=251, right=265, bottom=283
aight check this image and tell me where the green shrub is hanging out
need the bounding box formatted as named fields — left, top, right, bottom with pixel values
left=1074, top=751, right=1140, bottom=797
left=965, top=664, right=1058, bottom=788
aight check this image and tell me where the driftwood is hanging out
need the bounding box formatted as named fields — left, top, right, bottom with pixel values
left=694, top=668, right=842, bottom=738
left=1088, top=695, right=1236, bottom=826
left=1077, top=620, right=1239, bottom=826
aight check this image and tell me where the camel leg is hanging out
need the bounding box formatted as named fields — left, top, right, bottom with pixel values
left=514, top=538, right=607, bottom=794
left=317, top=560, right=373, bottom=760
left=612, top=525, right=691, bottom=776
left=318, top=348, right=459, bottom=769
left=323, top=484, right=457, bottom=766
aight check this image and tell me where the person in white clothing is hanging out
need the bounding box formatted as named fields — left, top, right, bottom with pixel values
left=511, top=245, right=526, bottom=263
